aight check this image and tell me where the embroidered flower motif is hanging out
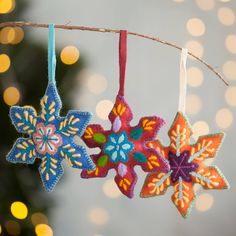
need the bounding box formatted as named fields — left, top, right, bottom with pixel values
left=140, top=112, right=230, bottom=218
left=7, top=82, right=95, bottom=191
left=81, top=95, right=169, bottom=198
left=33, top=123, right=62, bottom=155
left=169, top=151, right=198, bottom=183
left=104, top=132, right=134, bottom=163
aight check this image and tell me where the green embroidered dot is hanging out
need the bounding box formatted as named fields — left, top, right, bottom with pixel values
left=97, top=155, right=108, bottom=167
left=133, top=152, right=147, bottom=163
left=130, top=127, right=144, bottom=140
left=93, top=133, right=107, bottom=144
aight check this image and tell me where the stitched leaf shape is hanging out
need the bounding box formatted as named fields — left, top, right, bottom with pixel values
left=93, top=133, right=107, bottom=144
left=130, top=127, right=144, bottom=140
left=97, top=155, right=108, bottom=167
left=133, top=152, right=147, bottom=163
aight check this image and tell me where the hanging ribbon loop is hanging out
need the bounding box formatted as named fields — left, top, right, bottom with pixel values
left=118, top=30, right=128, bottom=97
left=48, top=24, right=56, bottom=83
left=178, top=48, right=188, bottom=114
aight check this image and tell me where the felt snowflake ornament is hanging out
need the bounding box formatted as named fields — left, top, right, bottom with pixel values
left=7, top=24, right=95, bottom=191
left=140, top=49, right=229, bottom=218
left=81, top=30, right=169, bottom=198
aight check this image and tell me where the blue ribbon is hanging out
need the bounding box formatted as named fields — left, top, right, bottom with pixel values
left=48, top=24, right=56, bottom=83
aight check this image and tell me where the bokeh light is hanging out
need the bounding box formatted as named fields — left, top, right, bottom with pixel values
left=186, top=94, right=202, bottom=116
left=88, top=207, right=109, bottom=225
left=185, top=41, right=204, bottom=58
left=11, top=201, right=28, bottom=220
left=0, top=54, right=11, bottom=73
left=196, top=193, right=214, bottom=212
left=5, top=220, right=21, bottom=236
left=0, top=0, right=15, bottom=14
left=225, top=86, right=236, bottom=107
left=0, top=27, right=15, bottom=44
left=0, top=225, right=2, bottom=234
left=195, top=0, right=215, bottom=11
left=187, top=67, right=204, bottom=87
left=11, top=27, right=24, bottom=44
left=96, top=100, right=114, bottom=120
left=35, top=224, right=53, bottom=236
left=103, top=179, right=121, bottom=199
left=223, top=60, right=236, bottom=80
left=186, top=18, right=205, bottom=37
left=60, top=46, right=80, bottom=65
left=193, top=183, right=201, bottom=192
left=31, top=213, right=49, bottom=226
left=87, top=74, right=107, bottom=94
left=192, top=121, right=209, bottom=140
left=215, top=108, right=233, bottom=129
left=218, top=7, right=235, bottom=25
left=0, top=27, right=24, bottom=44
left=219, top=0, right=231, bottom=2
left=225, top=35, right=236, bottom=54
left=173, top=0, right=185, bottom=2
left=3, top=86, right=21, bottom=106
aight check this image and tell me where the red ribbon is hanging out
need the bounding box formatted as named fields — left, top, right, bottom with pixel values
left=118, top=30, right=127, bottom=97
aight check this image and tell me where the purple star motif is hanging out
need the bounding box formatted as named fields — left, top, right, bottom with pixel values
left=168, top=151, right=198, bottom=183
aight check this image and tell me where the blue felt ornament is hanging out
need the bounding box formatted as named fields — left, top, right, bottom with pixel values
left=7, top=24, right=95, bottom=191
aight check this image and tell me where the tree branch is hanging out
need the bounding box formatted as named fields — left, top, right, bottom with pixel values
left=0, top=21, right=228, bottom=86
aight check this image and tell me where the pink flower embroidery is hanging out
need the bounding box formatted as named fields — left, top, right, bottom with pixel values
left=33, top=123, right=62, bottom=155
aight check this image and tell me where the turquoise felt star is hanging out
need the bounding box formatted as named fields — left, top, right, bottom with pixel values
left=6, top=24, right=95, bottom=191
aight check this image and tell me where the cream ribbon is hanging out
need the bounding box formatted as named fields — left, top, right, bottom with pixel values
left=178, top=48, right=188, bottom=114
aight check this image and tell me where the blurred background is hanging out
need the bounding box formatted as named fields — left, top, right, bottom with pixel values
left=0, top=0, right=236, bottom=235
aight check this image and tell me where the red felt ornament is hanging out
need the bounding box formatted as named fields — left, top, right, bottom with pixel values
left=81, top=30, right=169, bottom=198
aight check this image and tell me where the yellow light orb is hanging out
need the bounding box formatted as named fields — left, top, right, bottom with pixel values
left=218, top=7, right=235, bottom=26
left=185, top=40, right=204, bottom=58
left=223, top=60, right=236, bottom=80
left=186, top=18, right=205, bottom=37
left=96, top=100, right=114, bottom=120
left=216, top=108, right=233, bottom=129
left=195, top=0, right=215, bottom=11
left=11, top=27, right=24, bottom=44
left=5, top=220, right=21, bottom=236
left=225, top=86, right=236, bottom=107
left=35, top=224, right=53, bottom=236
left=0, top=27, right=15, bottom=44
left=187, top=67, right=204, bottom=87
left=103, top=179, right=121, bottom=199
left=0, top=54, right=10, bottom=73
left=88, top=207, right=109, bottom=225
left=31, top=213, right=49, bottom=226
left=186, top=94, right=202, bottom=116
left=225, top=35, right=236, bottom=54
left=60, top=46, right=80, bottom=65
left=192, top=121, right=209, bottom=140
left=3, top=86, right=20, bottom=106
left=196, top=193, right=214, bottom=212
left=11, top=201, right=28, bottom=220
left=0, top=225, right=2, bottom=234
left=0, top=0, right=15, bottom=14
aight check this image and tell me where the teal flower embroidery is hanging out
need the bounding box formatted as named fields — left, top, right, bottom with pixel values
left=104, top=132, right=134, bottom=163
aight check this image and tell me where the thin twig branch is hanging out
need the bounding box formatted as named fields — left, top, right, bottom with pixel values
left=0, top=21, right=228, bottom=86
